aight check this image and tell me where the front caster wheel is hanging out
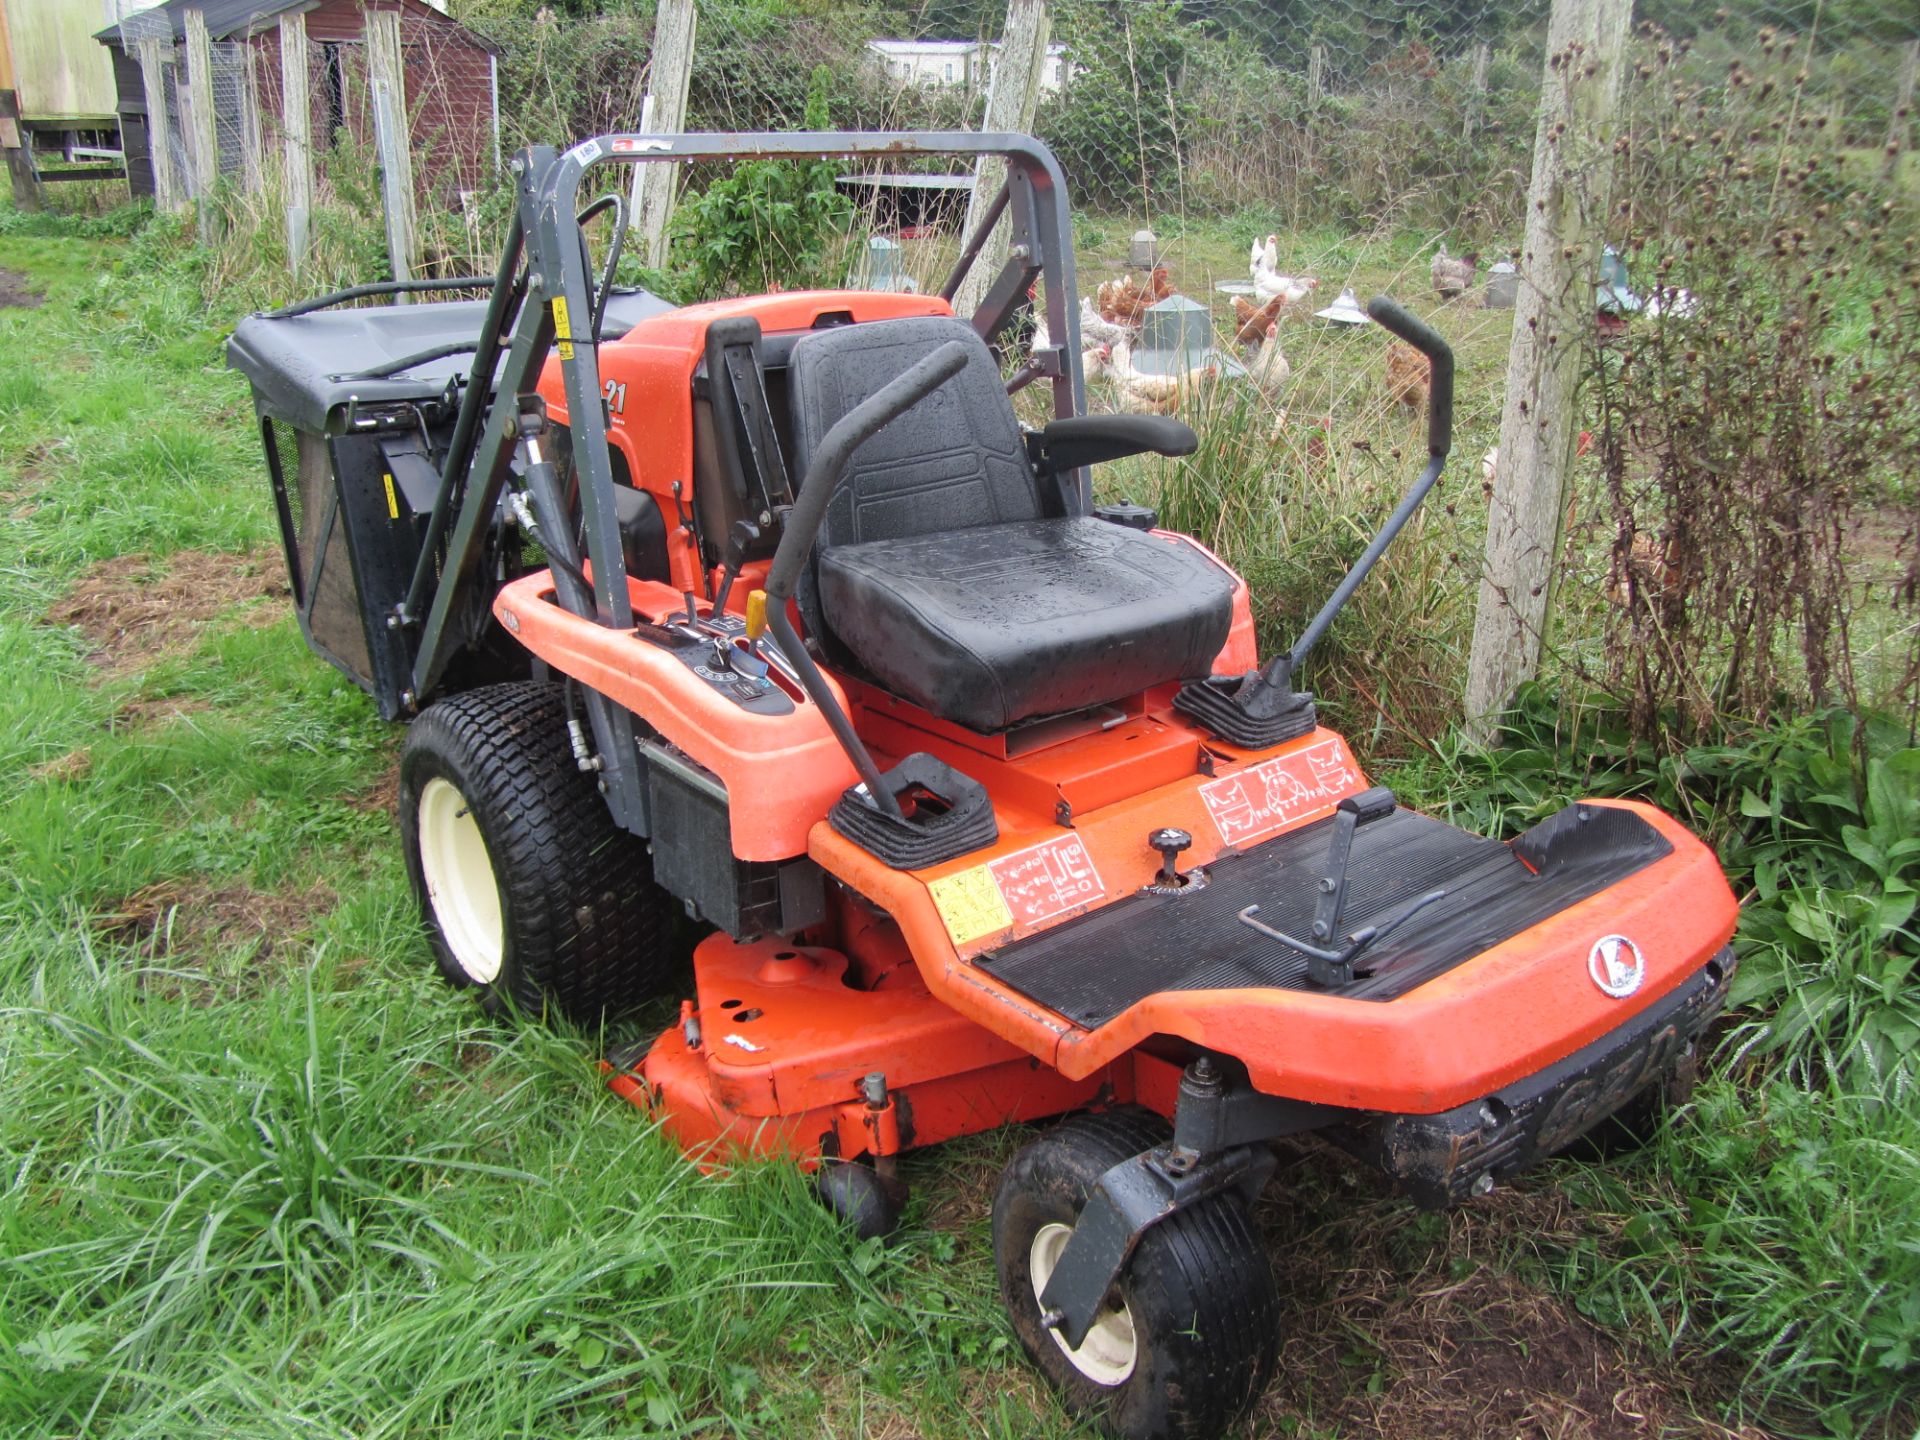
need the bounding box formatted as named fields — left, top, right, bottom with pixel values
left=993, top=1108, right=1280, bottom=1440
left=814, top=1159, right=906, bottom=1241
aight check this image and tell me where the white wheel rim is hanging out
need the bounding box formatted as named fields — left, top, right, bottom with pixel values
left=417, top=776, right=505, bottom=985
left=1030, top=1221, right=1138, bottom=1386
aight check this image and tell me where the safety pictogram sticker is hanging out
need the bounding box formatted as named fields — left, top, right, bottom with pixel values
left=1199, top=735, right=1366, bottom=847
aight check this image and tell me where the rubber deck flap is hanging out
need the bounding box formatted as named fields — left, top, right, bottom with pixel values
left=975, top=804, right=1673, bottom=1028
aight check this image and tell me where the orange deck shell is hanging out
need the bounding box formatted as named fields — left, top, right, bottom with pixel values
left=810, top=794, right=1737, bottom=1114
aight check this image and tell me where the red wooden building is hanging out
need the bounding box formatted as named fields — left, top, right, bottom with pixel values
left=97, top=0, right=499, bottom=206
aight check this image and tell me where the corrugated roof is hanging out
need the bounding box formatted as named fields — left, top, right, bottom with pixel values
left=94, top=1, right=495, bottom=51
left=95, top=0, right=304, bottom=45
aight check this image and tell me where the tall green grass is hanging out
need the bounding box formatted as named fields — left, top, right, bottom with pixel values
left=0, top=202, right=1085, bottom=1440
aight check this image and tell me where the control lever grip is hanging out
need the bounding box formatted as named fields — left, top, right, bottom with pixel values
left=1366, top=296, right=1453, bottom=459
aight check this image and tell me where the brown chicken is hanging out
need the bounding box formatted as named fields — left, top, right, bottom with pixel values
left=1606, top=532, right=1682, bottom=610
left=1386, top=340, right=1430, bottom=410
left=1096, top=265, right=1174, bottom=327
left=1231, top=293, right=1287, bottom=345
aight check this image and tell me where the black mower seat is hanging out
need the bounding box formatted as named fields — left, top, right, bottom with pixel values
left=787, top=316, right=1234, bottom=733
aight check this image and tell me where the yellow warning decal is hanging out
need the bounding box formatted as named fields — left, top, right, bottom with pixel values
left=928, top=865, right=1014, bottom=948
left=382, top=472, right=399, bottom=519
left=552, top=295, right=574, bottom=361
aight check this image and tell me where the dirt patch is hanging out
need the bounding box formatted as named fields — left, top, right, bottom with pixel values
left=27, top=747, right=92, bottom=783
left=109, top=693, right=213, bottom=732
left=0, top=267, right=44, bottom=310
left=95, top=878, right=337, bottom=983
left=48, top=548, right=289, bottom=680
left=1253, top=1154, right=1756, bottom=1439
left=346, top=757, right=401, bottom=817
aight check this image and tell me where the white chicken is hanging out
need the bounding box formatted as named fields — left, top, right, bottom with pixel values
left=1248, top=234, right=1279, bottom=283
left=1102, top=340, right=1215, bottom=415
left=1250, top=239, right=1318, bottom=307
left=1248, top=322, right=1290, bottom=401
left=1078, top=295, right=1135, bottom=349
left=1032, top=313, right=1111, bottom=383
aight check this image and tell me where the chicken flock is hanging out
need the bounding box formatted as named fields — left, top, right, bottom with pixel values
left=1028, top=236, right=1502, bottom=432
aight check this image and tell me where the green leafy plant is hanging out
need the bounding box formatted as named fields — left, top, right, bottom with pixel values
left=668, top=66, right=856, bottom=299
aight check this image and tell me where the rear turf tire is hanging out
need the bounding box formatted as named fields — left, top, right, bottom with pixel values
left=992, top=1107, right=1281, bottom=1440
left=399, top=680, right=671, bottom=1024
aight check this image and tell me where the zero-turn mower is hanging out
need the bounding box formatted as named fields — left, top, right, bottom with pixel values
left=229, top=132, right=1738, bottom=1440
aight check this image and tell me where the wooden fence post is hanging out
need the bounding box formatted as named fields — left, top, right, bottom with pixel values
left=1307, top=43, right=1326, bottom=108
left=953, top=0, right=1051, bottom=319
left=1889, top=41, right=1919, bottom=180
left=183, top=8, right=219, bottom=242
left=367, top=10, right=418, bottom=291
left=0, top=0, right=43, bottom=212
left=133, top=37, right=182, bottom=211
left=279, top=13, right=312, bottom=272
left=1463, top=41, right=1492, bottom=140
left=637, top=0, right=696, bottom=269
left=1462, top=0, right=1631, bottom=737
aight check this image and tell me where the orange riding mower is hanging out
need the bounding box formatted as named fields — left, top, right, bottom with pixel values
left=229, top=133, right=1736, bottom=1440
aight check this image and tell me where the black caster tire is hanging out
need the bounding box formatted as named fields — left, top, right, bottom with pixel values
left=399, top=681, right=673, bottom=1025
left=992, top=1107, right=1280, bottom=1440
left=814, top=1160, right=906, bottom=1241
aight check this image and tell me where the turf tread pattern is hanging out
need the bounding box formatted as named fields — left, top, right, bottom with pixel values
left=400, top=681, right=670, bottom=1023
left=995, top=1107, right=1281, bottom=1440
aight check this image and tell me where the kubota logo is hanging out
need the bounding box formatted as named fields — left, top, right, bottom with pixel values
left=1588, top=935, right=1645, bottom=998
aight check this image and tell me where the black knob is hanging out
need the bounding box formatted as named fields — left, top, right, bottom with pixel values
left=1148, top=827, right=1192, bottom=885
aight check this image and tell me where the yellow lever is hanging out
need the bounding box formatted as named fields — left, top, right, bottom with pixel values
left=744, top=589, right=768, bottom=642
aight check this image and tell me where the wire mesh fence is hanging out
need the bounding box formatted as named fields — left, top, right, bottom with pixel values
left=190, top=0, right=1917, bottom=734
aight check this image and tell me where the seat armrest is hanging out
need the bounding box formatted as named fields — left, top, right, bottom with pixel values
left=1036, top=414, right=1198, bottom=473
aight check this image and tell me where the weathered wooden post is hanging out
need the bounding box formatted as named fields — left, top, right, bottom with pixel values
left=132, top=34, right=182, bottom=212
left=0, top=0, right=42, bottom=212
left=636, top=0, right=696, bottom=269
left=1307, top=43, right=1326, bottom=108
left=1889, top=41, right=1919, bottom=180
left=1463, top=0, right=1631, bottom=737
left=367, top=10, right=418, bottom=292
left=279, top=12, right=312, bottom=273
left=953, top=0, right=1051, bottom=319
left=1463, top=41, right=1492, bottom=141
left=183, top=8, right=220, bottom=242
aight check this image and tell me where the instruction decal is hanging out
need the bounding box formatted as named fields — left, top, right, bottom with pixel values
left=988, top=835, right=1106, bottom=930
left=930, top=835, right=1109, bottom=949
left=929, top=866, right=1014, bottom=948
left=1200, top=736, right=1366, bottom=847
left=552, top=295, right=574, bottom=361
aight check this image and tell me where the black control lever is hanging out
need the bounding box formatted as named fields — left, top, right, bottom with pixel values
left=1238, top=889, right=1447, bottom=989
left=1234, top=787, right=1445, bottom=986
left=711, top=518, right=762, bottom=618
left=1175, top=299, right=1454, bottom=748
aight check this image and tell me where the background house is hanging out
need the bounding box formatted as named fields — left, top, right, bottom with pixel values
left=866, top=36, right=1067, bottom=96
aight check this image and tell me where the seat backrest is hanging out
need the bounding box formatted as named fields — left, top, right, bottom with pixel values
left=786, top=315, right=1042, bottom=549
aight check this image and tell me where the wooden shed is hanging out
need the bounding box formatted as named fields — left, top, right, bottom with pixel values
left=1, top=0, right=125, bottom=206
left=95, top=0, right=499, bottom=206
